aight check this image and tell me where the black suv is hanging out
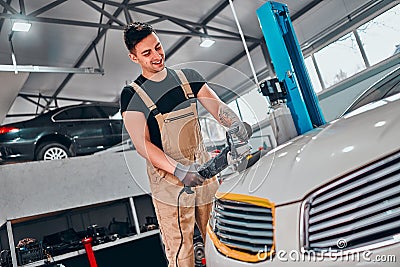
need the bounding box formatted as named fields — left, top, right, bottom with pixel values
left=0, top=103, right=123, bottom=163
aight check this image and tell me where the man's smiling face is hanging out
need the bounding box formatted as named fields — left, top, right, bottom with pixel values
left=129, top=32, right=165, bottom=78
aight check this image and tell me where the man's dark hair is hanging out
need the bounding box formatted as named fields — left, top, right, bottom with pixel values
left=124, top=22, right=155, bottom=53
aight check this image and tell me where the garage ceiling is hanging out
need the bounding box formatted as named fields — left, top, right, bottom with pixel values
left=0, top=0, right=394, bottom=125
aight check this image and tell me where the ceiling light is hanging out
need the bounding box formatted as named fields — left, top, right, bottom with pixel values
left=199, top=37, right=215, bottom=48
left=12, top=21, right=31, bottom=32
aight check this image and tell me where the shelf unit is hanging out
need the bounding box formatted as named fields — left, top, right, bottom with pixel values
left=0, top=194, right=157, bottom=267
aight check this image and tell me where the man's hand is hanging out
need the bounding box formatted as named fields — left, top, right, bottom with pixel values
left=229, top=121, right=253, bottom=142
left=174, top=163, right=205, bottom=187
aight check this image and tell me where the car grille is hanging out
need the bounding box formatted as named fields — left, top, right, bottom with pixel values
left=213, top=198, right=274, bottom=255
left=303, top=151, right=400, bottom=252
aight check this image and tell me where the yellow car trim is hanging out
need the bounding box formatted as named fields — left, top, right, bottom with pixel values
left=215, top=192, right=274, bottom=209
left=208, top=192, right=275, bottom=262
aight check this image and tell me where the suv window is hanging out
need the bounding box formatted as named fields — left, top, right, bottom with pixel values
left=54, top=106, right=103, bottom=121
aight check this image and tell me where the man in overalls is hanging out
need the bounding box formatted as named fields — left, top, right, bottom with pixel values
left=120, top=22, right=251, bottom=267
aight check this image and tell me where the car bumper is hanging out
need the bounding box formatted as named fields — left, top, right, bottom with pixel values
left=0, top=141, right=35, bottom=162
left=205, top=202, right=400, bottom=266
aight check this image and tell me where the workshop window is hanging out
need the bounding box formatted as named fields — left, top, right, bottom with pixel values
left=234, top=89, right=268, bottom=125
left=199, top=88, right=268, bottom=146
left=200, top=117, right=226, bottom=146
left=314, top=32, right=366, bottom=88
left=100, top=106, right=121, bottom=119
left=305, top=4, right=399, bottom=92
left=304, top=56, right=323, bottom=93
left=54, top=106, right=102, bottom=121
left=356, top=4, right=400, bottom=66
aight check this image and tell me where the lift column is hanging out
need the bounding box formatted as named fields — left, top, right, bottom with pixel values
left=257, top=1, right=325, bottom=134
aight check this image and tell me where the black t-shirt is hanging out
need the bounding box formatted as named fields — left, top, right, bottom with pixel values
left=120, top=68, right=206, bottom=150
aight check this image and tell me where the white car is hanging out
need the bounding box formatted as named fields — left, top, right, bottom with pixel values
left=205, top=70, right=400, bottom=266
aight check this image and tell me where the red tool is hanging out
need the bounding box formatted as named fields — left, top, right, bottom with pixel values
left=82, top=237, right=98, bottom=267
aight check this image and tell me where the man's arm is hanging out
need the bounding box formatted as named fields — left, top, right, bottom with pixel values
left=123, top=110, right=205, bottom=186
left=197, top=83, right=251, bottom=142
left=123, top=111, right=177, bottom=174
left=197, top=83, right=241, bottom=128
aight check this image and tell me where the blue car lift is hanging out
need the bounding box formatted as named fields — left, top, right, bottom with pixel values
left=257, top=1, right=326, bottom=134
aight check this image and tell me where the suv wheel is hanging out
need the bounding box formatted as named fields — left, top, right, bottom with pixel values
left=36, top=142, right=71, bottom=161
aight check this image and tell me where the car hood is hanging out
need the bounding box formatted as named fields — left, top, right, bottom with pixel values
left=218, top=95, right=400, bottom=205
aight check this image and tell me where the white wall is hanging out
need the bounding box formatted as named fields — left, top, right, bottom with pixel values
left=0, top=149, right=150, bottom=226
left=0, top=72, right=29, bottom=125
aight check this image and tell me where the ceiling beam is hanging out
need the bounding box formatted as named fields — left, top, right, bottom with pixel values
left=202, top=0, right=231, bottom=25
left=123, top=7, right=133, bottom=24
left=130, top=5, right=258, bottom=42
left=207, top=41, right=260, bottom=81
left=157, top=29, right=244, bottom=41
left=291, top=0, right=324, bottom=21
left=28, top=0, right=68, bottom=17
left=91, top=0, right=131, bottom=7
left=92, top=0, right=167, bottom=8
left=0, top=0, right=12, bottom=36
left=42, top=0, right=130, bottom=112
left=18, top=0, right=25, bottom=15
left=127, top=0, right=168, bottom=8
left=146, top=16, right=166, bottom=25
left=166, top=0, right=231, bottom=59
left=18, top=93, right=115, bottom=105
left=169, top=18, right=204, bottom=36
left=0, top=0, right=18, bottom=14
left=0, top=12, right=254, bottom=43
left=0, top=0, right=257, bottom=44
left=218, top=65, right=270, bottom=103
left=221, top=42, right=259, bottom=67
left=19, top=95, right=46, bottom=109
left=82, top=0, right=125, bottom=26
left=0, top=12, right=248, bottom=42
left=0, top=12, right=122, bottom=29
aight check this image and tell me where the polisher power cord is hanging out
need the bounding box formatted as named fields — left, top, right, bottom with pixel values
left=176, top=186, right=194, bottom=267
left=174, top=126, right=252, bottom=266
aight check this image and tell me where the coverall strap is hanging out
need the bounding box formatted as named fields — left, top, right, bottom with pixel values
left=175, top=69, right=195, bottom=99
left=130, top=82, right=165, bottom=131
left=130, top=82, right=157, bottom=111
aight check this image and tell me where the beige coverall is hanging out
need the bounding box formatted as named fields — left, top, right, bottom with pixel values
left=130, top=70, right=219, bottom=267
